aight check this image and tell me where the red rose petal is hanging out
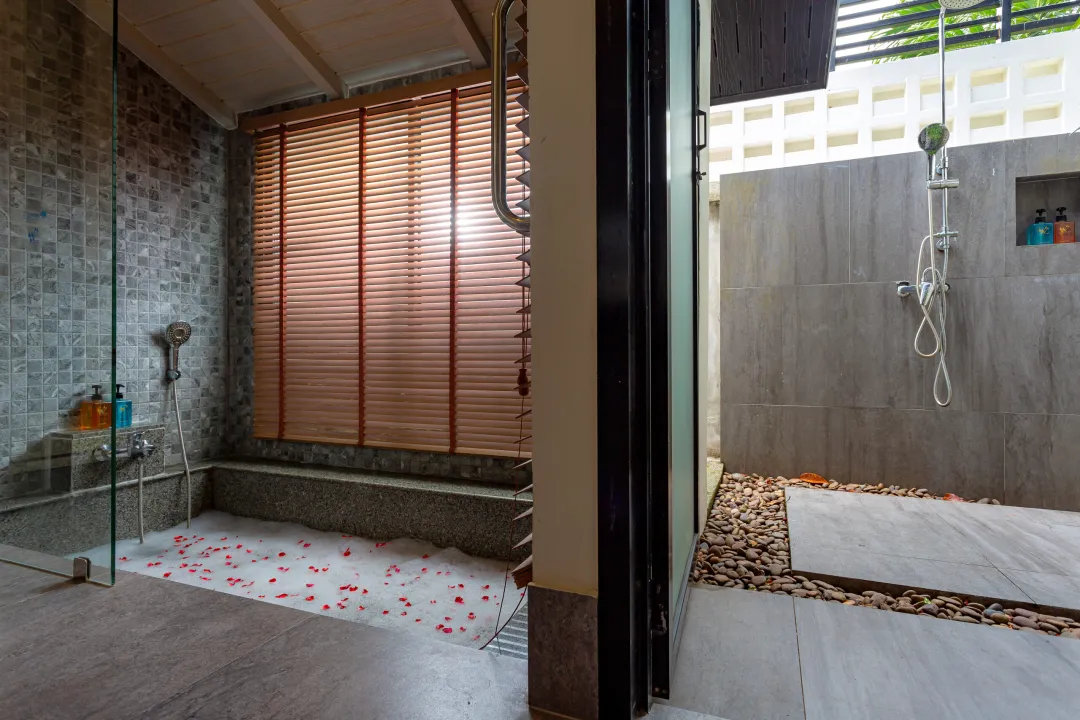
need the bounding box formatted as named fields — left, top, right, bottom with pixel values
left=275, top=593, right=288, bottom=599
left=468, top=612, right=476, bottom=620
left=322, top=604, right=331, bottom=610
left=442, top=627, right=453, bottom=634
left=278, top=552, right=286, bottom=557
left=454, top=597, right=464, bottom=604
left=306, top=583, right=314, bottom=588
left=482, top=596, right=490, bottom=601
left=305, top=596, right=315, bottom=601
left=382, top=610, right=389, bottom=615
left=358, top=605, right=365, bottom=611
left=482, top=585, right=490, bottom=590
left=163, top=572, right=171, bottom=578
left=269, top=578, right=277, bottom=583
left=343, top=548, right=352, bottom=557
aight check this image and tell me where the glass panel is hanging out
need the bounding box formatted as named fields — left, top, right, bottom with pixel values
left=668, top=0, right=697, bottom=634
left=0, top=0, right=117, bottom=585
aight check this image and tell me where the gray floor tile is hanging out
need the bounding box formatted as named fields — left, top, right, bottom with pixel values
left=791, top=545, right=1030, bottom=604
left=650, top=704, right=732, bottom=720
left=141, top=613, right=531, bottom=720
left=928, top=500, right=1080, bottom=577
left=786, top=488, right=989, bottom=566
left=669, top=587, right=804, bottom=720
left=795, top=596, right=1080, bottom=720
left=0, top=561, right=75, bottom=609
left=0, top=573, right=309, bottom=720
left=1001, top=568, right=1080, bottom=612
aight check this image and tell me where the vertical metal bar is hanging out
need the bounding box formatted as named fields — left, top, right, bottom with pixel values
left=938, top=5, right=947, bottom=127
left=449, top=89, right=459, bottom=453
left=1001, top=0, right=1013, bottom=41
left=277, top=126, right=287, bottom=440
left=491, top=0, right=530, bottom=234
left=357, top=110, right=366, bottom=446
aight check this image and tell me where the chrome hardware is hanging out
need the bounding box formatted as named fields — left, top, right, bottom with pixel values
left=491, top=0, right=530, bottom=235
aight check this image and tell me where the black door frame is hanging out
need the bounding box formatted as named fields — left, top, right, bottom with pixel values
left=596, top=0, right=703, bottom=714
left=595, top=0, right=653, bottom=715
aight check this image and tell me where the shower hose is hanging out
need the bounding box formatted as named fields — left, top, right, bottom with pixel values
left=172, top=381, right=193, bottom=528
left=914, top=186, right=953, bottom=407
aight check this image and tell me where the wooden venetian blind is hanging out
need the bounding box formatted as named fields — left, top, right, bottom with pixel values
left=253, top=82, right=530, bottom=457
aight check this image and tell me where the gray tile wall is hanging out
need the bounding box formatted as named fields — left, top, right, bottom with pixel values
left=710, top=134, right=1080, bottom=510
left=0, top=0, right=228, bottom=499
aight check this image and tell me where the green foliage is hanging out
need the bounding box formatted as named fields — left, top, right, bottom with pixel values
left=867, top=0, right=1079, bottom=62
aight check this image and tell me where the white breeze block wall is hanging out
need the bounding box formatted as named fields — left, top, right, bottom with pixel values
left=709, top=32, right=1079, bottom=177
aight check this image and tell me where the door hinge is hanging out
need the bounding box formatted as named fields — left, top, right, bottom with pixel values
left=649, top=580, right=669, bottom=637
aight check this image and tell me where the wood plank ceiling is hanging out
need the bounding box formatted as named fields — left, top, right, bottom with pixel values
left=711, top=0, right=839, bottom=105
left=70, top=0, right=516, bottom=128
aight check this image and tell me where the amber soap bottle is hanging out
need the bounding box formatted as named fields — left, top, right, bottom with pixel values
left=1054, top=207, right=1076, bottom=244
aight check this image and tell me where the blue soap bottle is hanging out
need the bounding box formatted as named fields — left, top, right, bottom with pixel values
left=115, top=384, right=133, bottom=428
left=1027, top=208, right=1054, bottom=245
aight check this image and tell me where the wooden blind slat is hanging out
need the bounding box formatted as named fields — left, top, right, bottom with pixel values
left=253, top=83, right=531, bottom=457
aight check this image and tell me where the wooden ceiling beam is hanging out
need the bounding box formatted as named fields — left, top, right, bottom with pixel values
left=238, top=0, right=347, bottom=100
left=441, top=0, right=492, bottom=68
left=68, top=0, right=237, bottom=129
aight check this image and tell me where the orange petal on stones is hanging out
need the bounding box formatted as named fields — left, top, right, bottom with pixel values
left=799, top=472, right=829, bottom=485
left=944, top=493, right=965, bottom=502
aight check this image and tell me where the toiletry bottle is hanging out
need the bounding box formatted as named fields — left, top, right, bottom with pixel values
left=78, top=386, right=101, bottom=430
left=1027, top=208, right=1054, bottom=246
left=1054, top=207, right=1076, bottom=244
left=93, top=385, right=112, bottom=429
left=115, top=384, right=132, bottom=428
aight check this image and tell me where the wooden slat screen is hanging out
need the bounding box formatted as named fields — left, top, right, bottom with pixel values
left=253, top=82, right=531, bottom=458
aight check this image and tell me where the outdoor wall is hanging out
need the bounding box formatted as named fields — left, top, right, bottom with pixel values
left=710, top=132, right=1080, bottom=512
left=0, top=0, right=228, bottom=500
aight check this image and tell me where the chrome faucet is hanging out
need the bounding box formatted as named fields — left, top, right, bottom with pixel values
left=92, top=432, right=156, bottom=462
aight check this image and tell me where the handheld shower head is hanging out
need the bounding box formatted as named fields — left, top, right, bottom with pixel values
left=165, top=322, right=192, bottom=381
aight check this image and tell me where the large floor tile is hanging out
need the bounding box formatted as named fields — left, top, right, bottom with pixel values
left=1003, top=568, right=1080, bottom=613
left=786, top=487, right=989, bottom=566
left=928, top=500, right=1080, bottom=577
left=669, top=587, right=804, bottom=720
left=795, top=596, right=1080, bottom=720
left=790, top=545, right=1030, bottom=605
left=0, top=573, right=309, bottom=720
left=141, top=613, right=531, bottom=720
left=0, top=561, right=74, bottom=609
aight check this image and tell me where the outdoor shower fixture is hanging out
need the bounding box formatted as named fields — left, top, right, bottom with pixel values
left=896, top=0, right=981, bottom=408
left=165, top=321, right=194, bottom=528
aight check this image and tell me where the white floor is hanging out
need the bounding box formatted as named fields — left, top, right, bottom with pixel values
left=80, top=510, right=523, bottom=650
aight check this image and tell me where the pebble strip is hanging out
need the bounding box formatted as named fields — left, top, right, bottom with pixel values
left=692, top=468, right=1080, bottom=640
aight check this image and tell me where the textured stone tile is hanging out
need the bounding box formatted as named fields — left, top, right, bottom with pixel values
left=948, top=276, right=1080, bottom=414
left=849, top=152, right=928, bottom=283
left=1005, top=413, right=1080, bottom=512
left=0, top=573, right=308, bottom=720
left=719, top=287, right=799, bottom=406
left=211, top=462, right=530, bottom=561
left=847, top=282, right=927, bottom=409
left=721, top=404, right=848, bottom=482
left=844, top=408, right=1003, bottom=499
left=795, top=594, right=1080, bottom=720
left=144, top=614, right=531, bottom=720
left=0, top=561, right=72, bottom=609
left=941, top=142, right=1009, bottom=280
left=528, top=584, right=598, bottom=720
left=669, top=587, right=804, bottom=720
left=713, top=163, right=848, bottom=289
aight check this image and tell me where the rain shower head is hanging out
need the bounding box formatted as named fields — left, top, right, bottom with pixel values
left=918, top=123, right=951, bottom=157
left=939, top=0, right=983, bottom=9
left=166, top=321, right=192, bottom=381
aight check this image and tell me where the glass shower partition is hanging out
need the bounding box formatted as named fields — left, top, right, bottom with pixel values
left=0, top=0, right=117, bottom=586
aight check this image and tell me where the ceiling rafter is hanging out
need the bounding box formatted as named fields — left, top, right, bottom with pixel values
left=238, top=0, right=347, bottom=100
left=68, top=0, right=238, bottom=129
left=441, top=0, right=491, bottom=68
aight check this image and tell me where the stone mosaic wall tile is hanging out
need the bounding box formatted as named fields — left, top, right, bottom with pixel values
left=0, top=0, right=228, bottom=498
